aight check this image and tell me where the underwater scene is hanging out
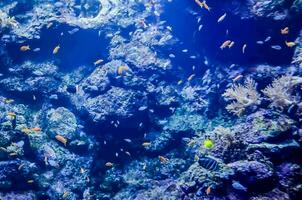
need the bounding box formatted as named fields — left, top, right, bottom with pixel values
left=1, top=0, right=302, bottom=199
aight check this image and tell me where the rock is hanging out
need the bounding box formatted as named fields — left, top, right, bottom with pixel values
left=0, top=61, right=60, bottom=94
left=227, top=160, right=274, bottom=190
left=45, top=107, right=77, bottom=140
left=0, top=160, right=20, bottom=190
left=83, top=87, right=147, bottom=125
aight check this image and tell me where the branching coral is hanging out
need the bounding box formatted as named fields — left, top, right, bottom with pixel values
left=262, top=75, right=302, bottom=108
left=223, top=78, right=260, bottom=116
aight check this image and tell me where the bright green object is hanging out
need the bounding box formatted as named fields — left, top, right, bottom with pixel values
left=203, top=139, right=214, bottom=149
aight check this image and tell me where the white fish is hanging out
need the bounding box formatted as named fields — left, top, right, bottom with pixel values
left=169, top=54, right=176, bottom=58
left=138, top=106, right=148, bottom=111
left=182, top=49, right=188, bottom=53
left=197, top=16, right=202, bottom=23
left=115, top=152, right=119, bottom=157
left=217, top=13, right=227, bottom=23
left=256, top=41, right=264, bottom=45
left=33, top=48, right=40, bottom=52
left=124, top=139, right=132, bottom=143
left=198, top=24, right=203, bottom=31
left=166, top=26, right=172, bottom=31
left=264, top=36, right=271, bottom=42
left=271, top=45, right=282, bottom=50
left=190, top=55, right=197, bottom=59
left=68, top=28, right=79, bottom=35
left=139, top=122, right=143, bottom=127
left=192, top=65, right=196, bottom=70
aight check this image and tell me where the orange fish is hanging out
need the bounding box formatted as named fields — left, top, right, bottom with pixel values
left=233, top=75, right=243, bottom=82
left=53, top=45, right=60, bottom=54
left=21, top=128, right=32, bottom=134
left=220, top=40, right=232, bottom=49
left=281, top=27, right=289, bottom=35
left=20, top=45, right=30, bottom=52
left=7, top=112, right=16, bottom=118
left=31, top=127, right=42, bottom=132
left=206, top=186, right=212, bottom=195
left=55, top=134, right=67, bottom=146
left=158, top=155, right=168, bottom=163
left=187, top=74, right=195, bottom=81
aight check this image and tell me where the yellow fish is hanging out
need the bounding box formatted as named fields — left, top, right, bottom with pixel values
left=62, top=191, right=69, bottom=198
left=7, top=112, right=16, bottom=118
left=4, top=99, right=14, bottom=104
left=195, top=0, right=210, bottom=11
left=220, top=40, right=232, bottom=49
left=142, top=142, right=151, bottom=147
left=94, top=59, right=104, bottom=65
left=55, top=134, right=67, bottom=146
left=21, top=128, right=32, bottom=134
left=20, top=45, right=30, bottom=52
left=117, top=66, right=130, bottom=75
left=242, top=44, right=247, bottom=54
left=281, top=27, right=289, bottom=35
left=27, top=180, right=34, bottom=184
left=53, top=45, right=60, bottom=54
left=285, top=41, right=296, bottom=48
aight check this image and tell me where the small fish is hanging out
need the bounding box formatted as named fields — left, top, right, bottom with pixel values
left=285, top=41, right=296, bottom=48
left=182, top=49, right=188, bottom=53
left=94, top=59, right=104, bottom=65
left=198, top=156, right=219, bottom=171
left=228, top=41, right=235, bottom=48
left=206, top=186, right=212, bottom=195
left=31, top=127, right=41, bottom=132
left=281, top=27, right=289, bottom=35
left=264, top=36, right=271, bottom=42
left=177, top=80, right=183, bottom=85
left=256, top=41, right=264, bottom=45
left=217, top=13, right=227, bottom=23
left=233, top=75, right=243, bottom=82
left=105, top=162, right=114, bottom=167
left=138, top=106, right=148, bottom=111
left=194, top=155, right=199, bottom=161
left=9, top=152, right=18, bottom=156
left=46, top=22, right=54, bottom=29
left=124, top=139, right=132, bottom=143
left=68, top=28, right=79, bottom=35
left=62, top=191, right=69, bottom=198
left=198, top=24, right=203, bottom=31
left=33, top=95, right=36, bottom=101
left=4, top=99, right=14, bottom=104
left=53, top=45, right=60, bottom=54
left=20, top=45, right=30, bottom=52
left=117, top=66, right=130, bottom=75
left=21, top=128, right=31, bottom=134
left=220, top=40, right=232, bottom=49
left=187, top=74, right=195, bottom=81
left=18, top=163, right=25, bottom=171
left=125, top=151, right=131, bottom=156
left=187, top=140, right=196, bottom=147
left=33, top=48, right=40, bottom=52
left=169, top=54, right=176, bottom=58
left=271, top=45, right=282, bottom=50
left=55, top=134, right=67, bottom=146
left=195, top=0, right=210, bottom=11
left=190, top=55, right=197, bottom=59
left=7, top=112, right=16, bottom=118
left=27, top=180, right=34, bottom=184
left=80, top=168, right=86, bottom=174
left=242, top=44, right=247, bottom=54
left=115, top=152, right=119, bottom=157
left=159, top=155, right=169, bottom=163
left=142, top=142, right=151, bottom=147
left=232, top=181, right=247, bottom=192
left=166, top=26, right=172, bottom=31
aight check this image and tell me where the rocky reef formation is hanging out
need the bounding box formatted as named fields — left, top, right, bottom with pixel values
left=0, top=0, right=302, bottom=200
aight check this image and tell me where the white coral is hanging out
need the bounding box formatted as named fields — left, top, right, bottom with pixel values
left=223, top=78, right=260, bottom=116
left=262, top=75, right=302, bottom=107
